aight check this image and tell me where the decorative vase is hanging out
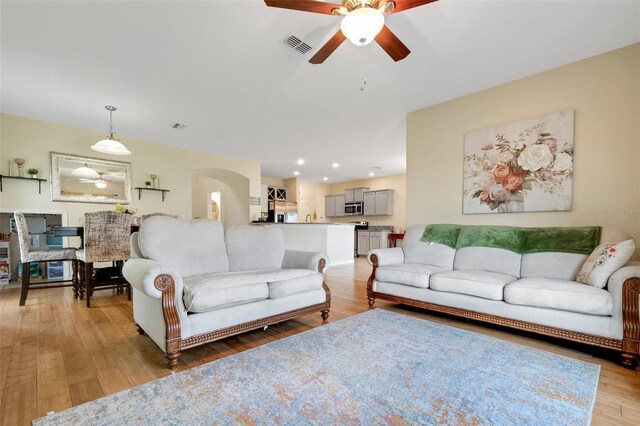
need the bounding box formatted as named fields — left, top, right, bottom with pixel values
left=498, top=200, right=525, bottom=213
left=29, top=174, right=37, bottom=179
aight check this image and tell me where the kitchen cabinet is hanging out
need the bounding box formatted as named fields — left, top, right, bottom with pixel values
left=363, top=189, right=394, bottom=216
left=357, top=230, right=389, bottom=256
left=325, top=194, right=346, bottom=217
left=345, top=187, right=369, bottom=203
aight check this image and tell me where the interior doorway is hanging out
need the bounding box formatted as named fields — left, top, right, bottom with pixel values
left=209, top=191, right=221, bottom=222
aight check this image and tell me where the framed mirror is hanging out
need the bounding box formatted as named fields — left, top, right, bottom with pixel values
left=50, top=152, right=132, bottom=204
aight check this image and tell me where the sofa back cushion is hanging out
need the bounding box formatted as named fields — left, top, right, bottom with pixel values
left=139, top=217, right=229, bottom=278
left=454, top=246, right=522, bottom=277
left=520, top=227, right=631, bottom=280
left=225, top=226, right=285, bottom=272
left=520, top=252, right=588, bottom=281
left=402, top=225, right=456, bottom=268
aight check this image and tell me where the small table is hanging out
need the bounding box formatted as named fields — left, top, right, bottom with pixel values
left=53, top=225, right=140, bottom=248
left=388, top=233, right=405, bottom=248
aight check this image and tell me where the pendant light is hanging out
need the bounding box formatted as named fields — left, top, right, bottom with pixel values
left=91, top=105, right=131, bottom=155
left=72, top=163, right=100, bottom=179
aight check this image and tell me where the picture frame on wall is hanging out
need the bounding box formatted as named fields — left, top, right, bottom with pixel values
left=462, top=110, right=574, bottom=214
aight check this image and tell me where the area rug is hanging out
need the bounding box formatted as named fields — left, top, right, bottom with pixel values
left=34, top=309, right=600, bottom=425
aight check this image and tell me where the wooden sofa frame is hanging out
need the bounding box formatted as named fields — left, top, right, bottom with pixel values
left=367, top=254, right=640, bottom=369
left=138, top=259, right=331, bottom=369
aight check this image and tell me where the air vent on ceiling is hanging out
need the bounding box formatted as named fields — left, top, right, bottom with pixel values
left=282, top=33, right=313, bottom=55
left=172, top=123, right=186, bottom=130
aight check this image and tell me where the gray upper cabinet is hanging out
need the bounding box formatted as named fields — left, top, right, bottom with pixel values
left=363, top=189, right=394, bottom=216
left=345, top=187, right=369, bottom=203
left=363, top=191, right=376, bottom=216
left=335, top=194, right=346, bottom=217
left=325, top=195, right=336, bottom=218
left=325, top=194, right=346, bottom=217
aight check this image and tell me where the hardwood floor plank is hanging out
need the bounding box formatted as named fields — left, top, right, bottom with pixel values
left=0, top=259, right=638, bottom=425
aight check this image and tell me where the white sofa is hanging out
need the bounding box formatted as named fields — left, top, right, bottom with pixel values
left=123, top=217, right=330, bottom=368
left=367, top=224, right=640, bottom=368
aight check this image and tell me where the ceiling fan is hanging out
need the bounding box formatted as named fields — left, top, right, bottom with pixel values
left=79, top=173, right=109, bottom=189
left=264, top=0, right=438, bottom=64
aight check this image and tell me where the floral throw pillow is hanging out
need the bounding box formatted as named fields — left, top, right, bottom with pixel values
left=576, top=239, right=635, bottom=288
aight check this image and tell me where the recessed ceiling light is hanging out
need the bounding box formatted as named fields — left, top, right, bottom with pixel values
left=297, top=158, right=305, bottom=165
left=323, top=177, right=328, bottom=181
left=332, top=163, right=339, bottom=168
left=294, top=171, right=300, bottom=176
left=369, top=172, right=375, bottom=177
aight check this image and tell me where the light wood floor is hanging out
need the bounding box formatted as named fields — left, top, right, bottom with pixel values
left=1, top=259, right=638, bottom=425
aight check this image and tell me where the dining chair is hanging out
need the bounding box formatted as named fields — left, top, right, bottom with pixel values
left=76, top=211, right=132, bottom=307
left=140, top=213, right=178, bottom=223
left=14, top=211, right=78, bottom=306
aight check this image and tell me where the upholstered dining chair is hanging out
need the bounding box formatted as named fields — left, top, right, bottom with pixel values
left=76, top=211, right=132, bottom=307
left=14, top=211, right=78, bottom=306
left=140, top=212, right=178, bottom=223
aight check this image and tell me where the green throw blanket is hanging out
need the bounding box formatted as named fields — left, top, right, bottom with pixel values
left=421, top=224, right=601, bottom=255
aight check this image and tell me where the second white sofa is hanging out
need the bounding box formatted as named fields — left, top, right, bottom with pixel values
left=123, top=217, right=330, bottom=368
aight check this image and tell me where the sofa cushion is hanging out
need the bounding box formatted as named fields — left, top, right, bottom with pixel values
left=402, top=225, right=456, bottom=268
left=375, top=263, right=450, bottom=289
left=225, top=226, right=285, bottom=272
left=521, top=252, right=588, bottom=281
left=454, top=247, right=522, bottom=278
left=504, top=278, right=613, bottom=316
left=139, top=217, right=229, bottom=278
left=430, top=270, right=517, bottom=300
left=268, top=271, right=323, bottom=299
left=183, top=269, right=316, bottom=313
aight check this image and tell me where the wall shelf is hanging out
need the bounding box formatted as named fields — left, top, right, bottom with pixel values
left=134, top=187, right=170, bottom=202
left=0, top=175, right=47, bottom=194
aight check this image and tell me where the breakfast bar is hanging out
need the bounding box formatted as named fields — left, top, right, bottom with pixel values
left=255, top=223, right=355, bottom=267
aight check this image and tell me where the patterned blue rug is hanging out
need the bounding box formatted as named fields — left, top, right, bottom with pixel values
left=34, top=309, right=599, bottom=425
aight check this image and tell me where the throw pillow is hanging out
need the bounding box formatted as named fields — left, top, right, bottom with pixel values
left=576, top=239, right=635, bottom=288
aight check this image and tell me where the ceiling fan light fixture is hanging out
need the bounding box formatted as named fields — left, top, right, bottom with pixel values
left=94, top=179, right=108, bottom=189
left=340, top=7, right=384, bottom=46
left=91, top=105, right=131, bottom=156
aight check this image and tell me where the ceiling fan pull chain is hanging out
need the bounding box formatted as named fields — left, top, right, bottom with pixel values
left=360, top=43, right=368, bottom=92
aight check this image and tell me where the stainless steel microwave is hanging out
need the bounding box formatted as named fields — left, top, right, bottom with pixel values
left=345, top=202, right=363, bottom=216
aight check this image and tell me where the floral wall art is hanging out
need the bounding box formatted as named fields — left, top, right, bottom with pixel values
left=463, top=110, right=574, bottom=214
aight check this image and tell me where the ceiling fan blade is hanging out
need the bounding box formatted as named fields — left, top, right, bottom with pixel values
left=388, top=0, right=438, bottom=13
left=375, top=25, right=410, bottom=62
left=264, top=0, right=342, bottom=15
left=309, top=30, right=347, bottom=64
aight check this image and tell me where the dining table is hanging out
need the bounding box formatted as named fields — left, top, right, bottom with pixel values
left=53, top=225, right=140, bottom=248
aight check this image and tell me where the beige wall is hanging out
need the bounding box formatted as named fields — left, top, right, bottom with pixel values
left=0, top=113, right=262, bottom=225
left=299, top=173, right=407, bottom=229
left=299, top=182, right=330, bottom=222
left=407, top=44, right=640, bottom=244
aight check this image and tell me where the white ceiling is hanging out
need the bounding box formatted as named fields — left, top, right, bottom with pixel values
left=1, top=1, right=638, bottom=183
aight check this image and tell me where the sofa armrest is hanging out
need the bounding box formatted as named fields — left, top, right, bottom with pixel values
left=368, top=247, right=404, bottom=266
left=123, top=258, right=184, bottom=299
left=608, top=261, right=640, bottom=360
left=282, top=250, right=328, bottom=273
left=608, top=261, right=640, bottom=294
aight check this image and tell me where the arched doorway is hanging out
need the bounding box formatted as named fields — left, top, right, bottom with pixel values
left=191, top=168, right=250, bottom=228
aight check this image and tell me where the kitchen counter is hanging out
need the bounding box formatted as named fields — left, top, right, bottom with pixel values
left=253, top=223, right=354, bottom=267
